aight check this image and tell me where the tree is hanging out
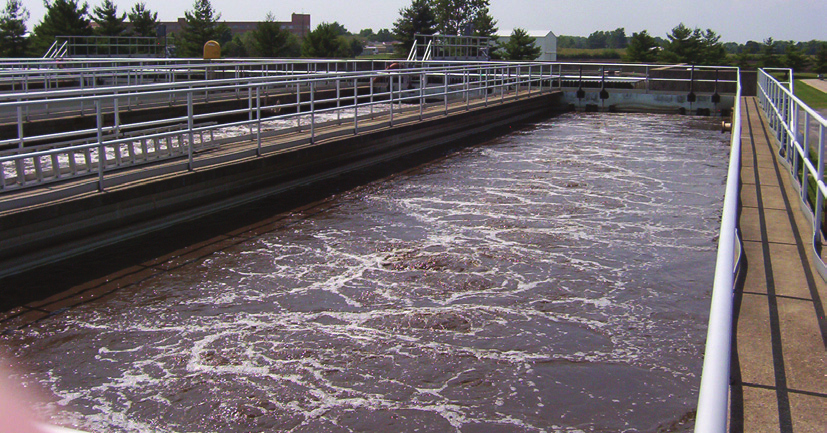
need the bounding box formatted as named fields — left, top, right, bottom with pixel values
left=29, top=0, right=92, bottom=56
left=0, top=0, right=29, bottom=57
left=783, top=43, right=808, bottom=72
left=815, top=43, right=827, bottom=76
left=249, top=12, right=295, bottom=58
left=127, top=2, right=157, bottom=37
left=222, top=33, right=247, bottom=57
left=470, top=5, right=496, bottom=38
left=624, top=30, right=659, bottom=63
left=302, top=22, right=351, bottom=58
left=392, top=0, right=435, bottom=54
left=735, top=51, right=752, bottom=70
left=375, top=28, right=393, bottom=42
left=178, top=0, right=228, bottom=57
left=659, top=23, right=702, bottom=64
left=658, top=23, right=726, bottom=65
left=759, top=37, right=780, bottom=68
left=607, top=28, right=627, bottom=49
left=499, top=28, right=541, bottom=61
left=699, top=29, right=727, bottom=65
left=431, top=0, right=489, bottom=36
left=349, top=38, right=363, bottom=57
left=92, top=0, right=125, bottom=36
left=328, top=21, right=348, bottom=36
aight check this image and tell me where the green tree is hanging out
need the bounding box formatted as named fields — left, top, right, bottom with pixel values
left=470, top=5, right=496, bottom=37
left=92, top=0, right=125, bottom=36
left=392, top=0, right=436, bottom=54
left=249, top=12, right=295, bottom=58
left=499, top=28, right=541, bottom=61
left=302, top=22, right=351, bottom=58
left=222, top=33, right=247, bottom=57
left=814, top=43, right=827, bottom=76
left=760, top=37, right=780, bottom=68
left=699, top=29, right=727, bottom=65
left=127, top=2, right=157, bottom=37
left=624, top=30, right=659, bottom=63
left=659, top=23, right=702, bottom=64
left=375, top=29, right=392, bottom=42
left=782, top=43, right=808, bottom=72
left=29, top=0, right=92, bottom=56
left=328, top=21, right=348, bottom=36
left=358, top=28, right=374, bottom=38
left=178, top=0, right=228, bottom=57
left=736, top=51, right=752, bottom=70
left=349, top=38, right=363, bottom=57
left=431, top=0, right=489, bottom=36
left=0, top=0, right=29, bottom=57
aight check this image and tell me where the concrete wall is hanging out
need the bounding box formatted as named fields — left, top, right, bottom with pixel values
left=563, top=89, right=736, bottom=115
left=0, top=93, right=567, bottom=277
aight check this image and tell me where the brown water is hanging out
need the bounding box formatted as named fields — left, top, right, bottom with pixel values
left=2, top=112, right=730, bottom=433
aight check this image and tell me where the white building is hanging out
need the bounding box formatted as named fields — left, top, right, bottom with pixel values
left=495, top=29, right=557, bottom=61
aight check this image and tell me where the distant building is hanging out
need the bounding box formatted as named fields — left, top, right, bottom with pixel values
left=158, top=13, right=311, bottom=39
left=495, top=29, right=557, bottom=61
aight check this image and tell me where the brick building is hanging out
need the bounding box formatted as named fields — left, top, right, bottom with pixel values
left=159, top=13, right=310, bottom=39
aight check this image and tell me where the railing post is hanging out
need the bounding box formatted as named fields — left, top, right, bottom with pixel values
left=113, top=94, right=120, bottom=137
left=248, top=86, right=253, bottom=136
left=390, top=74, right=395, bottom=127
left=336, top=78, right=341, bottom=124
left=187, top=91, right=194, bottom=171
left=354, top=78, right=359, bottom=134
left=419, top=72, right=424, bottom=121
left=444, top=70, right=448, bottom=115
left=817, top=125, right=826, bottom=235
left=464, top=68, right=469, bottom=110
left=370, top=73, right=375, bottom=118
left=15, top=102, right=25, bottom=186
left=501, top=66, right=505, bottom=103
left=256, top=86, right=262, bottom=156
left=484, top=66, right=489, bottom=107
left=296, top=82, right=301, bottom=132
left=96, top=99, right=105, bottom=191
left=310, top=81, right=315, bottom=143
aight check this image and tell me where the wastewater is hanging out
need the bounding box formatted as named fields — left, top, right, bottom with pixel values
left=1, top=112, right=730, bottom=433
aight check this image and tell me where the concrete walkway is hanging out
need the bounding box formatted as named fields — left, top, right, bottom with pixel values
left=801, top=79, right=827, bottom=94
left=733, top=96, right=827, bottom=432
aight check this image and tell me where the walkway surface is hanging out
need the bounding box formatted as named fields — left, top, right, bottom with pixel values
left=733, top=96, right=827, bottom=432
left=801, top=79, right=827, bottom=94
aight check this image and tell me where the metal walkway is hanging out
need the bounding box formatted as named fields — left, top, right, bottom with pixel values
left=733, top=96, right=827, bottom=432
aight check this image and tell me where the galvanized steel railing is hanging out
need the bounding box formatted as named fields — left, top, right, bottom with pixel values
left=0, top=62, right=556, bottom=196
left=757, top=68, right=827, bottom=277
left=694, top=70, right=742, bottom=433
left=0, top=61, right=740, bottom=202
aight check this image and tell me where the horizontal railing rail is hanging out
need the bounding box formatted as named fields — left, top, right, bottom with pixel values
left=694, top=70, right=742, bottom=433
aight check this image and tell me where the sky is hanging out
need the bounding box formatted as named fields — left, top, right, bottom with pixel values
left=23, top=0, right=827, bottom=44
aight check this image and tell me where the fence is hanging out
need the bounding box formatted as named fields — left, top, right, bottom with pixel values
left=0, top=62, right=555, bottom=195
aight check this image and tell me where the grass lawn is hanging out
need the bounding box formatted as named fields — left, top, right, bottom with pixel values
left=795, top=79, right=827, bottom=109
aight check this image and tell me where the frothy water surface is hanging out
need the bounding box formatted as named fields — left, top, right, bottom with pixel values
left=3, top=112, right=729, bottom=432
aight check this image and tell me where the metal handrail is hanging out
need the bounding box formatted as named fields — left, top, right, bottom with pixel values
left=406, top=42, right=418, bottom=62
left=756, top=69, right=827, bottom=275
left=694, top=70, right=742, bottom=433
left=42, top=41, right=58, bottom=59
left=0, top=62, right=556, bottom=194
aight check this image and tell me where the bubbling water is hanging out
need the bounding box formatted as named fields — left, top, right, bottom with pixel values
left=3, top=112, right=729, bottom=433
